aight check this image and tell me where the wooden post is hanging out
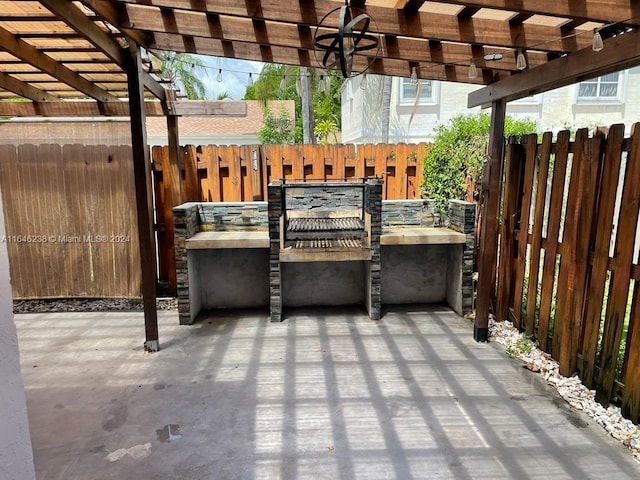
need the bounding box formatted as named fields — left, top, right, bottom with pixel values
left=165, top=90, right=182, bottom=293
left=127, top=43, right=158, bottom=352
left=475, top=99, right=506, bottom=342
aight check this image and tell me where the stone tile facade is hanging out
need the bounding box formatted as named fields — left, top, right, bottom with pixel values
left=173, top=203, right=200, bottom=325
left=365, top=179, right=383, bottom=320
left=268, top=183, right=283, bottom=322
left=284, top=185, right=364, bottom=211
left=447, top=199, right=477, bottom=315
left=382, top=199, right=441, bottom=227
left=197, top=203, right=268, bottom=231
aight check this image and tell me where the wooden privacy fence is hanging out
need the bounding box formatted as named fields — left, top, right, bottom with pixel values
left=0, top=144, right=140, bottom=299
left=495, top=124, right=640, bottom=422
left=152, top=143, right=429, bottom=290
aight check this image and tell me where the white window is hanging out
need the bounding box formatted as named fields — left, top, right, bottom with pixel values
left=399, top=78, right=436, bottom=104
left=576, top=73, right=623, bottom=102
left=511, top=94, right=541, bottom=104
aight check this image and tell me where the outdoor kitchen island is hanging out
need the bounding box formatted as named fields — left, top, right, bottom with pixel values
left=173, top=184, right=475, bottom=325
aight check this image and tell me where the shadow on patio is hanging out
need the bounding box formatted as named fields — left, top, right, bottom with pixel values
left=16, top=306, right=640, bottom=479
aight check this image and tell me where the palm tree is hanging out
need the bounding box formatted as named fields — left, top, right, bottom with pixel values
left=300, top=67, right=316, bottom=144
left=156, top=51, right=207, bottom=100
left=381, top=76, right=392, bottom=143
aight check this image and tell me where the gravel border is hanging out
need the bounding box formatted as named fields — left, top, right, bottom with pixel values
left=13, top=297, right=177, bottom=314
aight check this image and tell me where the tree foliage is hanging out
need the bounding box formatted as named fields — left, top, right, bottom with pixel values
left=422, top=112, right=537, bottom=212
left=244, top=64, right=342, bottom=144
left=258, top=107, right=296, bottom=145
left=159, top=52, right=207, bottom=100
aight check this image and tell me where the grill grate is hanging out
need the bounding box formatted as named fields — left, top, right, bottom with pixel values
left=293, top=238, right=365, bottom=249
left=288, top=217, right=364, bottom=232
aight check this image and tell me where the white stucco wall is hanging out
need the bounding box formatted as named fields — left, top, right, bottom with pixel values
left=0, top=186, right=35, bottom=480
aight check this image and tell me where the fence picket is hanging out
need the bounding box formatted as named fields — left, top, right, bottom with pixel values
left=581, top=124, right=626, bottom=387
left=538, top=130, right=570, bottom=351
left=512, top=134, right=538, bottom=330
left=496, top=140, right=523, bottom=323
left=525, top=132, right=553, bottom=335
left=182, top=145, right=200, bottom=201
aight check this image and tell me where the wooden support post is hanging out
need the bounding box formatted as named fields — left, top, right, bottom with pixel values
left=475, top=99, right=506, bottom=342
left=166, top=89, right=183, bottom=206
left=127, top=43, right=158, bottom=352
left=165, top=90, right=183, bottom=292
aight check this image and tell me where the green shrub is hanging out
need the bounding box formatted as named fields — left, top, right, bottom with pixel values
left=422, top=113, right=537, bottom=213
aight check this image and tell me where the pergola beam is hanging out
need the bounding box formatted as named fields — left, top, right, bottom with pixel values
left=426, top=1, right=640, bottom=25
left=90, top=0, right=592, bottom=53
left=0, top=25, right=119, bottom=102
left=468, top=28, right=640, bottom=107
left=40, top=0, right=165, bottom=101
left=99, top=3, right=548, bottom=72
left=0, top=71, right=58, bottom=102
left=401, top=1, right=428, bottom=14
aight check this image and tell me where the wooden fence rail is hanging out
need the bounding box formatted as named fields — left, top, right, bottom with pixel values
left=152, top=143, right=430, bottom=291
left=0, top=144, right=140, bottom=299
left=495, top=124, right=640, bottom=422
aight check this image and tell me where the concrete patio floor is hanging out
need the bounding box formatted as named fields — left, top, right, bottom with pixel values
left=16, top=306, right=640, bottom=480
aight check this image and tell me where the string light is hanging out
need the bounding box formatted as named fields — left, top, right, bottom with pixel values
left=279, top=74, right=286, bottom=90
left=410, top=66, right=418, bottom=85
left=468, top=59, right=478, bottom=79
left=248, top=72, right=253, bottom=86
left=516, top=50, right=527, bottom=70
left=216, top=68, right=222, bottom=82
left=592, top=29, right=604, bottom=51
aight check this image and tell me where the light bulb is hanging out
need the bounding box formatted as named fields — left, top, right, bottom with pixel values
left=344, top=31, right=355, bottom=53
left=468, top=59, right=478, bottom=80
left=324, top=73, right=331, bottom=94
left=295, top=75, right=302, bottom=98
left=318, top=72, right=330, bottom=94
left=360, top=73, right=367, bottom=90
left=216, top=69, right=222, bottom=82
left=516, top=50, right=527, bottom=70
left=593, top=29, right=604, bottom=52
left=410, top=66, right=418, bottom=85
left=279, top=74, right=286, bottom=90
left=248, top=72, right=253, bottom=86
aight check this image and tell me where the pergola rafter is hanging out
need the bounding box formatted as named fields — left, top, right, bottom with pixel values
left=0, top=24, right=119, bottom=102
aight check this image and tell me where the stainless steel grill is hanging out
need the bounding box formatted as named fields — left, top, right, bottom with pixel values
left=288, top=217, right=364, bottom=232
left=292, top=238, right=365, bottom=249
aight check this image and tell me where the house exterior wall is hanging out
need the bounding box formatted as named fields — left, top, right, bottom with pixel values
left=342, top=67, right=640, bottom=143
left=0, top=185, right=36, bottom=480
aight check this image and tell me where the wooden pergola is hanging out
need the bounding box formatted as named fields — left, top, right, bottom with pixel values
left=2, top=1, right=640, bottom=349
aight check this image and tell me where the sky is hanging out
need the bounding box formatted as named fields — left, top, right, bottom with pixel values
left=197, top=56, right=264, bottom=100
